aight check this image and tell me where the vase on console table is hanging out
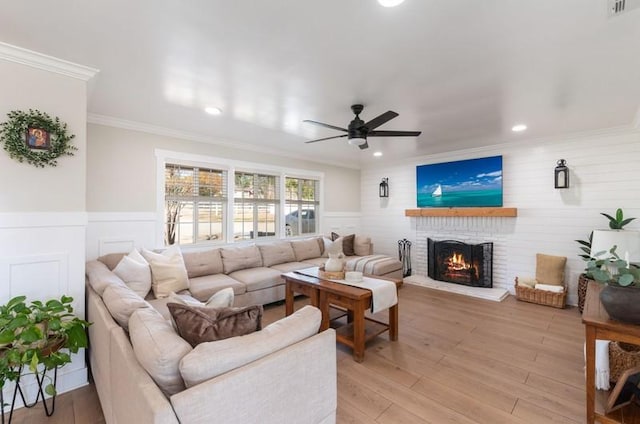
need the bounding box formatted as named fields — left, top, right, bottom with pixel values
left=600, top=285, right=640, bottom=325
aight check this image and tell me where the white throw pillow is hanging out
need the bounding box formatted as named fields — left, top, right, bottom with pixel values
left=113, top=249, right=152, bottom=298
left=321, top=237, right=331, bottom=258
left=322, top=237, right=344, bottom=258
left=148, top=256, right=190, bottom=298
left=141, top=244, right=182, bottom=264
left=142, top=246, right=189, bottom=298
left=168, top=287, right=234, bottom=308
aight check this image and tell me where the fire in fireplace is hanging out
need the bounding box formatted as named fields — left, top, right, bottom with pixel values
left=427, top=238, right=493, bottom=288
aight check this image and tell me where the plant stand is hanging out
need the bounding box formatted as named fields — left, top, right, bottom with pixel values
left=0, top=365, right=58, bottom=424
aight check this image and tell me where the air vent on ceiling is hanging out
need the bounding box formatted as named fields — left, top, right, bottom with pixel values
left=608, top=0, right=640, bottom=17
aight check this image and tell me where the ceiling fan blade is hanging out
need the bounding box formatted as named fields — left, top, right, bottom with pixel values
left=361, top=111, right=399, bottom=131
left=368, top=130, right=422, bottom=137
left=358, top=140, right=369, bottom=150
left=302, top=120, right=348, bottom=132
left=305, top=134, right=348, bottom=144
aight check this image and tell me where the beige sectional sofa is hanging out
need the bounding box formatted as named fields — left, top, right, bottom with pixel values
left=85, top=236, right=401, bottom=424
left=94, top=236, right=402, bottom=308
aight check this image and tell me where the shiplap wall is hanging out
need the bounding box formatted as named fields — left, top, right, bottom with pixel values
left=361, top=128, right=640, bottom=305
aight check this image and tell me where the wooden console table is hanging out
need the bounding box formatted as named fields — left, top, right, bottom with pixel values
left=583, top=282, right=640, bottom=423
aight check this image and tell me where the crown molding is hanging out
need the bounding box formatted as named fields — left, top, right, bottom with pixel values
left=0, top=42, right=99, bottom=81
left=87, top=113, right=360, bottom=170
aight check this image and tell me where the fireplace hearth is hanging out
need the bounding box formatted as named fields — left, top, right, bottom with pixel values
left=427, top=238, right=493, bottom=288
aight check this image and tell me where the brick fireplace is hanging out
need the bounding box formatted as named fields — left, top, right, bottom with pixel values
left=405, top=215, right=513, bottom=299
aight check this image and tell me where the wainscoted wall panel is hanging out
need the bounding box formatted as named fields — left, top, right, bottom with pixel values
left=86, top=212, right=158, bottom=259
left=0, top=212, right=88, bottom=407
left=0, top=253, right=68, bottom=301
left=98, top=238, right=136, bottom=257
left=362, top=129, right=640, bottom=306
left=86, top=211, right=361, bottom=260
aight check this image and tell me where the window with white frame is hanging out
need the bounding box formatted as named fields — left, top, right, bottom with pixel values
left=164, top=163, right=227, bottom=245
left=284, top=177, right=319, bottom=237
left=159, top=150, right=322, bottom=246
left=233, top=171, right=279, bottom=240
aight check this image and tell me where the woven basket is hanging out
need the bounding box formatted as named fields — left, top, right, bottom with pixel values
left=609, top=342, right=640, bottom=383
left=578, top=274, right=592, bottom=314
left=514, top=277, right=567, bottom=309
left=318, top=267, right=345, bottom=280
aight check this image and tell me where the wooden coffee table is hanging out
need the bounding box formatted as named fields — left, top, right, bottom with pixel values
left=283, top=268, right=401, bottom=362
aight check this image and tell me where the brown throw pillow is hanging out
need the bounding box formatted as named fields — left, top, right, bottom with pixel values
left=331, top=232, right=355, bottom=256
left=535, top=253, right=567, bottom=286
left=167, top=303, right=263, bottom=347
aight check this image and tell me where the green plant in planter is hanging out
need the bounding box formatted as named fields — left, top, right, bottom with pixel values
left=575, top=231, right=593, bottom=261
left=0, top=295, right=90, bottom=397
left=576, top=209, right=636, bottom=261
left=586, top=245, right=640, bottom=287
left=601, top=208, right=636, bottom=230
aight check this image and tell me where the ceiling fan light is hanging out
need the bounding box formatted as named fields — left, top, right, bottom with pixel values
left=349, top=137, right=367, bottom=146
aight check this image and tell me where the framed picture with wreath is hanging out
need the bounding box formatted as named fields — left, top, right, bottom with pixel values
left=0, top=109, right=75, bottom=167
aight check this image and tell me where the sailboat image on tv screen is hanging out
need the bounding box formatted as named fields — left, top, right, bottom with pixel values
left=416, top=156, right=503, bottom=208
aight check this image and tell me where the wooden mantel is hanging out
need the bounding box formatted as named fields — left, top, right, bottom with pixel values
left=405, top=207, right=518, bottom=218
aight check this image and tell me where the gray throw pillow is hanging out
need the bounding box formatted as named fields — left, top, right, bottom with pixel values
left=168, top=303, right=263, bottom=347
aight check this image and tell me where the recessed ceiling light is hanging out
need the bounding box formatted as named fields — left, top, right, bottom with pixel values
left=512, top=124, right=527, bottom=132
left=204, top=107, right=222, bottom=116
left=378, top=0, right=405, bottom=7
left=373, top=151, right=383, bottom=157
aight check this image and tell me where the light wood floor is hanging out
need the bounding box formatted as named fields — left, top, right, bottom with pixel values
left=8, top=284, right=601, bottom=423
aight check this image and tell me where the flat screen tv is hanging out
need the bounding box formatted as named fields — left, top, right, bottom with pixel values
left=416, top=155, right=503, bottom=208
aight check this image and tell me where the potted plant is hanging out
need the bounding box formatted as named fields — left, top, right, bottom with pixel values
left=601, top=208, right=637, bottom=230
left=576, top=209, right=637, bottom=313
left=0, top=295, right=90, bottom=420
left=587, top=245, right=640, bottom=324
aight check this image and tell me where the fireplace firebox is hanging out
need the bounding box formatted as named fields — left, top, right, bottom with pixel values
left=427, top=238, right=493, bottom=288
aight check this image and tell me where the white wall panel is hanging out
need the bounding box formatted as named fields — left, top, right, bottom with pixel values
left=0, top=212, right=87, bottom=407
left=86, top=212, right=158, bottom=259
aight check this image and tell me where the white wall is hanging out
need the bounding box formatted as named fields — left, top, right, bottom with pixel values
left=361, top=128, right=640, bottom=305
left=86, top=123, right=362, bottom=257
left=0, top=58, right=92, bottom=403
left=0, top=61, right=87, bottom=211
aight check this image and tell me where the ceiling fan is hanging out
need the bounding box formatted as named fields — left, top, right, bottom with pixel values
left=303, top=104, right=421, bottom=150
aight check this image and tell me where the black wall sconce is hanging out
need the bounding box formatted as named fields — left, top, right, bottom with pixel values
left=554, top=159, right=569, bottom=189
left=379, top=178, right=389, bottom=198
